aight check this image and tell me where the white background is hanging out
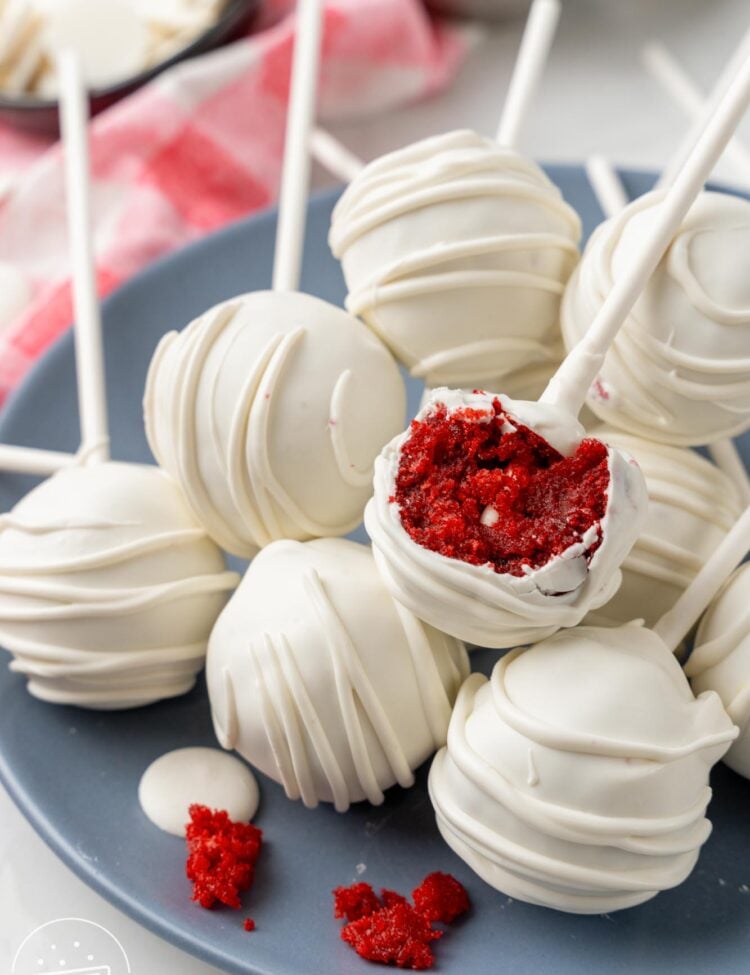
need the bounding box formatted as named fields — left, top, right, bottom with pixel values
left=3, top=0, right=750, bottom=971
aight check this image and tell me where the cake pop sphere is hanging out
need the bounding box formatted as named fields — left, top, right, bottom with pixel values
left=585, top=427, right=744, bottom=629
left=429, top=622, right=737, bottom=914
left=329, top=129, right=581, bottom=388
left=365, top=389, right=647, bottom=649
left=144, top=290, right=406, bottom=558
left=0, top=462, right=238, bottom=709
left=206, top=538, right=469, bottom=812
left=688, top=563, right=750, bottom=779
left=562, top=190, right=750, bottom=446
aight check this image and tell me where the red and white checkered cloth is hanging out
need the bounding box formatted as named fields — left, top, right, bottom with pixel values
left=0, top=0, right=469, bottom=404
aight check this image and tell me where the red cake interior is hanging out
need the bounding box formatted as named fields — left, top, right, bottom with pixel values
left=393, top=398, right=610, bottom=577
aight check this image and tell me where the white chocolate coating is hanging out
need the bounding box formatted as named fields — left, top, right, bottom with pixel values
left=138, top=747, right=259, bottom=836
left=329, top=129, right=581, bottom=387
left=586, top=427, right=744, bottom=629
left=144, top=290, right=406, bottom=558
left=365, top=389, right=648, bottom=649
left=562, top=191, right=750, bottom=446
left=206, top=538, right=469, bottom=812
left=688, top=563, right=750, bottom=779
left=429, top=623, right=737, bottom=913
left=0, top=462, right=238, bottom=709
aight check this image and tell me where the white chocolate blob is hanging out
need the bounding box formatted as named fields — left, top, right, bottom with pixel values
left=0, top=462, right=238, bottom=709
left=144, top=290, right=406, bottom=558
left=562, top=191, right=750, bottom=446
left=688, top=563, right=750, bottom=779
left=138, top=747, right=259, bottom=836
left=429, top=623, right=737, bottom=914
left=329, top=129, right=581, bottom=388
left=365, top=389, right=648, bottom=649
left=585, top=428, right=744, bottom=629
left=206, top=538, right=469, bottom=812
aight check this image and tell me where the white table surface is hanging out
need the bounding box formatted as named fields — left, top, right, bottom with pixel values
left=3, top=0, right=750, bottom=970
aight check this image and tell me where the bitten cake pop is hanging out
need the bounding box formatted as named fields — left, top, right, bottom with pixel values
left=429, top=507, right=750, bottom=914
left=562, top=189, right=750, bottom=446
left=364, top=59, right=750, bottom=649
left=367, top=388, right=646, bottom=648
left=206, top=538, right=469, bottom=812
left=687, top=563, right=750, bottom=779
left=0, top=462, right=237, bottom=708
left=143, top=0, right=405, bottom=559
left=429, top=623, right=737, bottom=913
left=0, top=53, right=238, bottom=709
left=328, top=0, right=581, bottom=391
left=586, top=426, right=744, bottom=629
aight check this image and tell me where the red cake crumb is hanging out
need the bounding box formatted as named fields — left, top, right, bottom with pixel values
left=381, top=888, right=410, bottom=909
left=334, top=882, right=384, bottom=922
left=186, top=804, right=262, bottom=911
left=412, top=872, right=470, bottom=924
left=342, top=901, right=442, bottom=970
left=393, top=399, right=610, bottom=577
left=333, top=873, right=470, bottom=970
left=243, top=918, right=256, bottom=932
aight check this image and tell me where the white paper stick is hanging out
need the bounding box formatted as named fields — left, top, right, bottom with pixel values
left=272, top=0, right=325, bottom=292
left=540, top=53, right=750, bottom=419
left=655, top=506, right=750, bottom=652
left=585, top=155, right=628, bottom=219
left=58, top=50, right=110, bottom=464
left=651, top=33, right=750, bottom=189
left=496, top=0, right=560, bottom=148
left=0, top=444, right=76, bottom=476
left=311, top=127, right=365, bottom=182
left=708, top=440, right=750, bottom=506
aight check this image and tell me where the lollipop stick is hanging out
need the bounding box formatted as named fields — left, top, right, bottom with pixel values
left=653, top=31, right=750, bottom=189
left=585, top=155, right=628, bottom=219
left=496, top=0, right=561, bottom=148
left=0, top=445, right=76, bottom=476
left=272, top=0, right=325, bottom=293
left=58, top=50, right=109, bottom=464
left=654, top=506, right=750, bottom=652
left=541, top=53, right=750, bottom=419
left=311, top=127, right=364, bottom=182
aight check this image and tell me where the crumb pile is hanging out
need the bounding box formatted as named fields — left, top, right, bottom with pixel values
left=334, top=873, right=469, bottom=970
left=186, top=804, right=262, bottom=913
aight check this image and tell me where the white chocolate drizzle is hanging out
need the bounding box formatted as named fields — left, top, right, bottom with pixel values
left=144, top=291, right=406, bottom=557
left=206, top=538, right=468, bottom=811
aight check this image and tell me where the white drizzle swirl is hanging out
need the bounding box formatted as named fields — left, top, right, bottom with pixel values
left=562, top=191, right=750, bottom=445
left=429, top=623, right=737, bottom=913
left=329, top=129, right=581, bottom=387
left=0, top=462, right=239, bottom=709
left=144, top=290, right=406, bottom=558
left=206, top=538, right=469, bottom=812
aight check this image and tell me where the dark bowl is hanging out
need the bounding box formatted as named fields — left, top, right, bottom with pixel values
left=0, top=0, right=261, bottom=137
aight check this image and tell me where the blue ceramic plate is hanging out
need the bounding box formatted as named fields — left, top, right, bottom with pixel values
left=1, top=171, right=749, bottom=975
